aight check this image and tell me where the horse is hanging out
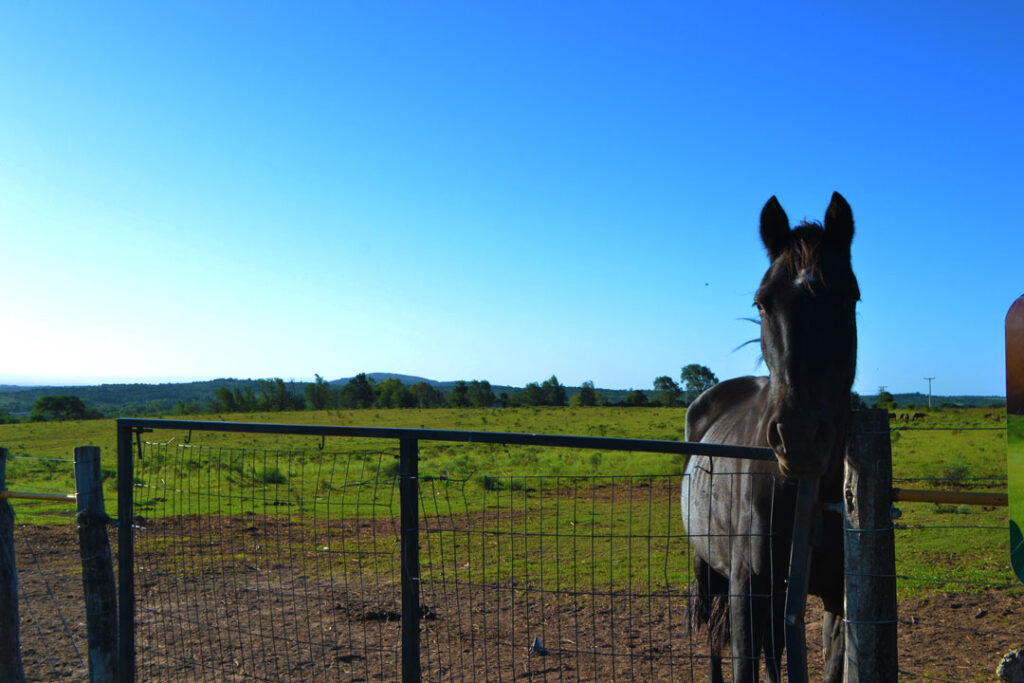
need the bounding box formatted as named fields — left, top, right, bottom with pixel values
left=681, top=193, right=859, bottom=682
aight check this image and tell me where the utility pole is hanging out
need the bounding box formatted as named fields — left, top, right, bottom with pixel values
left=924, top=377, right=935, bottom=409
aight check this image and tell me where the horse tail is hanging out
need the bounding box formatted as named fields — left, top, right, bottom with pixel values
left=687, top=557, right=730, bottom=656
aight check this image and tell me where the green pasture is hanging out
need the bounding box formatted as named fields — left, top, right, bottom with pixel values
left=0, top=406, right=1014, bottom=597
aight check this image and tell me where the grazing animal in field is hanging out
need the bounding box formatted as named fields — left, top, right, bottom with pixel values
left=913, top=412, right=926, bottom=420
left=681, top=193, right=859, bottom=682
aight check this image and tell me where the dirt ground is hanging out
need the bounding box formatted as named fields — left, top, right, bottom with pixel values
left=12, top=519, right=1024, bottom=682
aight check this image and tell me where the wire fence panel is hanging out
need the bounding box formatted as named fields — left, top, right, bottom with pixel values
left=2, top=453, right=88, bottom=682
left=125, top=434, right=836, bottom=682
left=416, top=471, right=695, bottom=681
left=892, top=512, right=1022, bottom=681
left=132, top=442, right=404, bottom=682
left=887, top=420, right=1022, bottom=681
left=5, top=455, right=89, bottom=683
left=15, top=519, right=89, bottom=682
left=130, top=441, right=717, bottom=681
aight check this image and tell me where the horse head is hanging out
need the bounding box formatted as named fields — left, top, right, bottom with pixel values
left=756, top=192, right=860, bottom=480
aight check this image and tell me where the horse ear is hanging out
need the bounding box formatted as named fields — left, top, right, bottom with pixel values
left=760, top=196, right=791, bottom=259
left=824, top=192, right=854, bottom=251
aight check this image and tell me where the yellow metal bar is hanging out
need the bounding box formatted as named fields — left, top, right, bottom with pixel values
left=891, top=488, right=1007, bottom=507
left=0, top=490, right=77, bottom=503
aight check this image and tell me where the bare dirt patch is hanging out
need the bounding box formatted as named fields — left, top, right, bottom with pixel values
left=13, top=520, right=1024, bottom=681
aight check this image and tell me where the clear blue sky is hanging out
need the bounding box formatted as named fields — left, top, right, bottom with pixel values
left=1, top=2, right=1021, bottom=396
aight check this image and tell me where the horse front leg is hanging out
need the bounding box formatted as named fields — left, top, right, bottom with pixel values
left=762, top=591, right=786, bottom=683
left=729, top=574, right=770, bottom=683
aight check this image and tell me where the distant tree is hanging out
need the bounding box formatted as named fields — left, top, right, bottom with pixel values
left=623, top=390, right=649, bottom=407
left=257, top=378, right=305, bottom=411
left=680, top=364, right=718, bottom=404
left=467, top=380, right=496, bottom=407
left=448, top=381, right=472, bottom=408
left=570, top=380, right=601, bottom=407
left=30, top=395, right=95, bottom=421
left=653, top=376, right=683, bottom=406
left=0, top=405, right=12, bottom=424
left=375, top=378, right=414, bottom=408
left=517, top=382, right=545, bottom=406
left=850, top=391, right=867, bottom=410
left=339, top=373, right=376, bottom=409
left=304, top=374, right=333, bottom=410
left=174, top=399, right=201, bottom=415
left=410, top=382, right=446, bottom=408
left=875, top=388, right=895, bottom=410
left=234, top=386, right=258, bottom=411
left=210, top=385, right=261, bottom=413
left=541, top=375, right=567, bottom=406
left=210, top=387, right=239, bottom=412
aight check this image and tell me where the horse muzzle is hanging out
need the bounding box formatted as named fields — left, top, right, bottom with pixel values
left=767, top=418, right=834, bottom=480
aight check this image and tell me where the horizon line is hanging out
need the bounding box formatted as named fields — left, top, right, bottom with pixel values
left=0, top=374, right=1006, bottom=399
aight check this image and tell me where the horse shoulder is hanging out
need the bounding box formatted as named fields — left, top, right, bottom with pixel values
left=684, top=376, right=768, bottom=444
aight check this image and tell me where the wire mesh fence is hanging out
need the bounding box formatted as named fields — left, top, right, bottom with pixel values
left=132, top=442, right=403, bottom=681
left=6, top=455, right=89, bottom=682
left=885, top=422, right=1021, bottom=681
left=415, top=473, right=695, bottom=680
left=123, top=428, right=861, bottom=682
left=128, top=439, right=709, bottom=681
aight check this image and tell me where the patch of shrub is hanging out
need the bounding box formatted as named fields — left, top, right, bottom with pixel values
left=256, top=466, right=287, bottom=485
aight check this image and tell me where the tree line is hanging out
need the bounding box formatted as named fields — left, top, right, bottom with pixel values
left=209, top=374, right=576, bottom=412
left=17, top=365, right=725, bottom=422
left=217, top=366, right=723, bottom=413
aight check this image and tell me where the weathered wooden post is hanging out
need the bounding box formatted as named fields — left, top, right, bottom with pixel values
left=75, top=446, right=118, bottom=683
left=0, top=447, right=28, bottom=683
left=844, top=409, right=899, bottom=682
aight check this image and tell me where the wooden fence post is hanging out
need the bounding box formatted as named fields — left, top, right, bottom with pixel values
left=844, top=409, right=899, bottom=682
left=0, top=447, right=27, bottom=683
left=75, top=446, right=118, bottom=683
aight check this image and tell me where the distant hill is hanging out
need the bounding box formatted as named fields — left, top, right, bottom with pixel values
left=330, top=372, right=440, bottom=387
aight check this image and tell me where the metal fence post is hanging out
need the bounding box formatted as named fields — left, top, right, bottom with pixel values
left=0, top=447, right=28, bottom=683
left=75, top=446, right=118, bottom=683
left=784, top=478, right=819, bottom=683
left=400, top=437, right=421, bottom=683
left=844, top=409, right=898, bottom=682
left=116, top=421, right=136, bottom=683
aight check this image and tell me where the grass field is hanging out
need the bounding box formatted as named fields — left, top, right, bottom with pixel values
left=0, top=405, right=1015, bottom=597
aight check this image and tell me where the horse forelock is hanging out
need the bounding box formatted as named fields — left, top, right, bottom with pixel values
left=761, top=220, right=860, bottom=301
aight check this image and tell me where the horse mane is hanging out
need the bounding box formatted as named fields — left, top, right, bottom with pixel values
left=779, top=221, right=824, bottom=285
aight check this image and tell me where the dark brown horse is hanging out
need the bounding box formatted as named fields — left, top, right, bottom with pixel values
left=681, top=193, right=859, bottom=682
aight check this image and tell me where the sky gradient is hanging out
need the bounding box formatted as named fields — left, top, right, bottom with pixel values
left=2, top=2, right=1021, bottom=396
